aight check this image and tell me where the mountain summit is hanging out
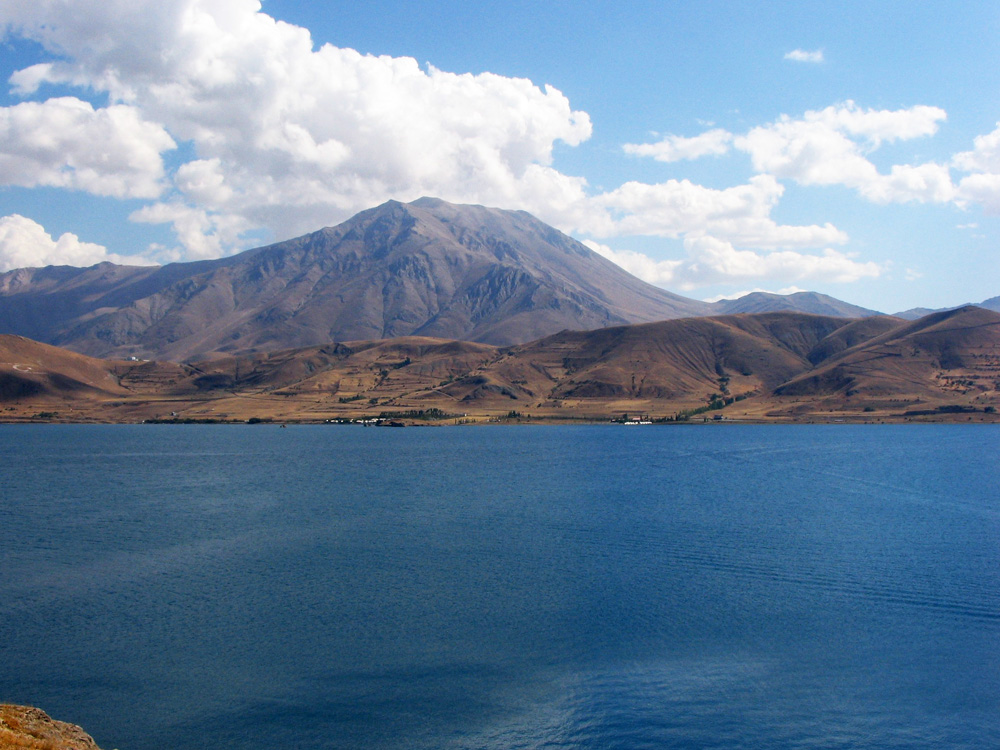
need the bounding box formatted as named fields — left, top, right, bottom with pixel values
left=0, top=198, right=710, bottom=361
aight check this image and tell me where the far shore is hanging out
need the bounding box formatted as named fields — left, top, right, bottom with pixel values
left=2, top=410, right=997, bottom=427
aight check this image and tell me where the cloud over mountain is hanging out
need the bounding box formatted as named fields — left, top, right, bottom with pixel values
left=1, top=0, right=996, bottom=308
left=0, top=215, right=149, bottom=271
left=627, top=102, right=955, bottom=206
left=3, top=0, right=591, bottom=249
left=0, top=97, right=174, bottom=198
left=0, top=0, right=855, bottom=275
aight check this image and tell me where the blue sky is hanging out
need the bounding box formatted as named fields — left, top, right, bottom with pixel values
left=1, top=0, right=998, bottom=312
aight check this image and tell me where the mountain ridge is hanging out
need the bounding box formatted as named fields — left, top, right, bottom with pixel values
left=4, top=307, right=997, bottom=423
left=1, top=197, right=994, bottom=363
left=0, top=198, right=711, bottom=361
left=713, top=291, right=880, bottom=317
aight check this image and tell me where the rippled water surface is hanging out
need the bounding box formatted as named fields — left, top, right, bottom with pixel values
left=2, top=424, right=998, bottom=749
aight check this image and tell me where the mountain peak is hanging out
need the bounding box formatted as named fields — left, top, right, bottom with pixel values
left=0, top=198, right=710, bottom=361
left=409, top=196, right=452, bottom=209
left=712, top=290, right=881, bottom=318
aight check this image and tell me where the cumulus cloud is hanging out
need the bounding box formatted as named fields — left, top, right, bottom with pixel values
left=675, top=236, right=882, bottom=288
left=625, top=102, right=955, bottom=206
left=859, top=162, right=955, bottom=204
left=784, top=49, right=824, bottom=63
left=2, top=0, right=592, bottom=250
left=0, top=0, right=904, bottom=290
left=952, top=123, right=1000, bottom=173
left=955, top=173, right=1000, bottom=213
left=0, top=97, right=175, bottom=198
left=952, top=123, right=1000, bottom=213
left=734, top=101, right=953, bottom=203
left=590, top=174, right=847, bottom=248
left=583, top=236, right=880, bottom=290
left=583, top=240, right=683, bottom=285
left=0, top=215, right=151, bottom=271
left=623, top=129, right=733, bottom=162
left=129, top=202, right=251, bottom=261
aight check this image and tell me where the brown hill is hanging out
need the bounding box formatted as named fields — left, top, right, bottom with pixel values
left=776, top=306, right=1000, bottom=412
left=0, top=334, right=198, bottom=419
left=426, top=313, right=855, bottom=410
left=154, top=312, right=876, bottom=416
left=0, top=334, right=128, bottom=401
left=185, top=337, right=498, bottom=395
left=0, top=198, right=709, bottom=362
left=3, top=310, right=998, bottom=423
left=803, top=315, right=904, bottom=364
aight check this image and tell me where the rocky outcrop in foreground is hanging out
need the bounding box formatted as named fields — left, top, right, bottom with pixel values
left=0, top=705, right=103, bottom=750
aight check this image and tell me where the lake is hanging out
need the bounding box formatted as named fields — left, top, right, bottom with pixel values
left=1, top=424, right=998, bottom=749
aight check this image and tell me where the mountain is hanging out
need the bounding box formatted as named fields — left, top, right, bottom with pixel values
left=7, top=309, right=996, bottom=423
left=0, top=197, right=710, bottom=362
left=776, top=306, right=1000, bottom=408
left=982, top=295, right=1000, bottom=312
left=0, top=334, right=130, bottom=401
left=711, top=291, right=880, bottom=317
left=893, top=295, right=1000, bottom=320
left=893, top=306, right=948, bottom=320
left=0, top=333, right=197, bottom=412
left=464, top=312, right=858, bottom=406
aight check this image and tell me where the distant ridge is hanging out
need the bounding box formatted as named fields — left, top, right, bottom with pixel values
left=893, top=295, right=1000, bottom=320
left=711, top=291, right=880, bottom=318
left=0, top=198, right=710, bottom=361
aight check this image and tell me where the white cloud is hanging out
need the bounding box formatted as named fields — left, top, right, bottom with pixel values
left=952, top=123, right=1000, bottom=173
left=623, top=129, right=733, bottom=162
left=955, top=173, right=1000, bottom=213
left=784, top=49, right=824, bottom=63
left=859, top=162, right=956, bottom=204
left=952, top=123, right=1000, bottom=213
left=734, top=101, right=953, bottom=203
left=819, top=102, right=945, bottom=145
left=0, top=1, right=903, bottom=291
left=582, top=236, right=880, bottom=291
left=583, top=239, right=682, bottom=285
left=3, top=0, right=592, bottom=252
left=626, top=102, right=955, bottom=207
left=129, top=202, right=250, bottom=260
left=0, top=97, right=175, bottom=198
left=590, top=174, right=847, bottom=248
left=676, top=236, right=882, bottom=288
left=0, top=214, right=152, bottom=271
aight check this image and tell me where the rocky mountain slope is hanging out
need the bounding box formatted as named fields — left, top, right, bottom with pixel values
left=0, top=198, right=710, bottom=361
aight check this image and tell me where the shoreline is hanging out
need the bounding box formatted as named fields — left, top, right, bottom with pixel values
left=2, top=413, right=998, bottom=426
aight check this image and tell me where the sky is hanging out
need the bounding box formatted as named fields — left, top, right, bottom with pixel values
left=0, top=0, right=998, bottom=313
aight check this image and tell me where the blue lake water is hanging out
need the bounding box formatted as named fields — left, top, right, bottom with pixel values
left=1, top=424, right=998, bottom=749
